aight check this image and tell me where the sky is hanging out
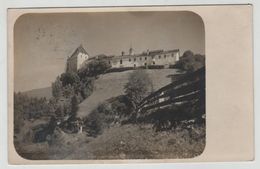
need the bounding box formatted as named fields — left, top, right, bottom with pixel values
left=14, top=11, right=205, bottom=92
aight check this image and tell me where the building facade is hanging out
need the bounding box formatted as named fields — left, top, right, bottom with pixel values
left=108, top=48, right=180, bottom=68
left=66, top=45, right=180, bottom=72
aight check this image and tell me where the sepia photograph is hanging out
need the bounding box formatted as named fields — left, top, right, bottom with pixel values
left=12, top=10, right=206, bottom=160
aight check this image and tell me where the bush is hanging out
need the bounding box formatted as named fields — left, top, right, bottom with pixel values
left=84, top=103, right=114, bottom=136
left=84, top=95, right=133, bottom=137
left=79, top=59, right=111, bottom=78
left=106, top=67, right=134, bottom=73
left=147, top=65, right=164, bottom=69
left=169, top=64, right=178, bottom=69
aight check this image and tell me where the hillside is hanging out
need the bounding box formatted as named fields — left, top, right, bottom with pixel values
left=77, top=69, right=179, bottom=118
left=22, top=86, right=52, bottom=100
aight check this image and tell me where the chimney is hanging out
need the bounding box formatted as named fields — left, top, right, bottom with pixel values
left=147, top=49, right=150, bottom=55
left=129, top=47, right=133, bottom=55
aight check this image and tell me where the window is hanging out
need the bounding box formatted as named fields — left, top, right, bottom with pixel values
left=134, top=64, right=136, bottom=68
left=145, top=57, right=147, bottom=60
left=144, top=63, right=147, bottom=66
left=129, top=58, right=131, bottom=62
left=120, top=60, right=123, bottom=64
left=134, top=58, right=136, bottom=62
left=153, top=61, right=155, bottom=65
left=164, top=55, right=166, bottom=58
left=172, top=53, right=174, bottom=57
left=108, top=61, right=111, bottom=64
left=158, top=55, right=161, bottom=59
left=140, top=57, right=142, bottom=61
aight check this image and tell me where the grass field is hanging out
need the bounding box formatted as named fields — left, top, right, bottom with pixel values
left=77, top=69, right=178, bottom=118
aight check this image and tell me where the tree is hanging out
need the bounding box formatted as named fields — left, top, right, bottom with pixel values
left=70, top=95, right=79, bottom=119
left=63, top=84, right=75, bottom=98
left=52, top=77, right=63, bottom=98
left=60, top=72, right=80, bottom=86
left=176, top=50, right=205, bottom=72
left=124, top=70, right=153, bottom=109
left=182, top=50, right=194, bottom=58
left=79, top=59, right=111, bottom=78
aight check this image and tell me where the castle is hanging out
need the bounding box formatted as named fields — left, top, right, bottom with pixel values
left=66, top=45, right=89, bottom=72
left=66, top=45, right=180, bottom=72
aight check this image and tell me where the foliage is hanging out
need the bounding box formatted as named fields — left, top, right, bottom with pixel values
left=78, top=78, right=94, bottom=99
left=14, top=92, right=53, bottom=134
left=70, top=95, right=79, bottom=119
left=175, top=50, right=205, bottom=72
left=33, top=116, right=57, bottom=143
left=51, top=77, right=63, bottom=98
left=106, top=67, right=134, bottom=73
left=85, top=96, right=132, bottom=137
left=84, top=103, right=113, bottom=136
left=124, top=70, right=153, bottom=109
left=62, top=84, right=75, bottom=98
left=79, top=59, right=111, bottom=78
left=14, top=93, right=51, bottom=119
left=147, top=65, right=164, bottom=69
left=60, top=72, right=80, bottom=87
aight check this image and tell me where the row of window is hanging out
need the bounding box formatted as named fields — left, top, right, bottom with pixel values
left=108, top=53, right=175, bottom=65
left=126, top=53, right=175, bottom=62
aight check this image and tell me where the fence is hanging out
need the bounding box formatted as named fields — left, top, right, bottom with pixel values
left=136, top=67, right=205, bottom=114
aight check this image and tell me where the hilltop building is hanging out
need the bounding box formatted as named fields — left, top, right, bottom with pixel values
left=66, top=45, right=89, bottom=72
left=66, top=45, right=180, bottom=72
left=108, top=48, right=180, bottom=68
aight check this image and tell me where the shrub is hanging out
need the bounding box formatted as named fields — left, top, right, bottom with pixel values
left=84, top=103, right=114, bottom=136
left=79, top=59, right=111, bottom=78
left=147, top=65, right=164, bottom=69
left=84, top=96, right=133, bottom=137
left=106, top=67, right=134, bottom=73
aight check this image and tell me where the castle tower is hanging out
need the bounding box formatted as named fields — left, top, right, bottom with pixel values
left=66, top=45, right=89, bottom=72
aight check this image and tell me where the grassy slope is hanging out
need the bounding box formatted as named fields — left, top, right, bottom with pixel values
left=77, top=69, right=178, bottom=118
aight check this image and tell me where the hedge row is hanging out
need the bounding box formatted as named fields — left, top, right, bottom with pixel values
left=106, top=64, right=178, bottom=73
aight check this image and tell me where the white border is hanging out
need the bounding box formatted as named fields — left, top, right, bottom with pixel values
left=0, top=0, right=259, bottom=169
